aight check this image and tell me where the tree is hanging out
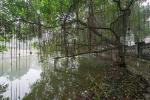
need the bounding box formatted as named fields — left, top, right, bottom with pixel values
left=0, top=0, right=150, bottom=64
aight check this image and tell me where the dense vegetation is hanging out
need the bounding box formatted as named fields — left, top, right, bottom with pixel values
left=0, top=0, right=150, bottom=58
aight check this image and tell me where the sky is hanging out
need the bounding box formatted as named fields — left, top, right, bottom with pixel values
left=142, top=0, right=150, bottom=6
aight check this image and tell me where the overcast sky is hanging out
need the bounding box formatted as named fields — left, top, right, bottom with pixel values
left=142, top=0, right=150, bottom=5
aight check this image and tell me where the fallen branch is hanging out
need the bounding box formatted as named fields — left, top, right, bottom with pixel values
left=54, top=46, right=118, bottom=59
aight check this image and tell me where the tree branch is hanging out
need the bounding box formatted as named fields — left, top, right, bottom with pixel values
left=72, top=19, right=119, bottom=45
left=113, top=0, right=134, bottom=11
left=54, top=46, right=118, bottom=59
left=9, top=18, right=59, bottom=29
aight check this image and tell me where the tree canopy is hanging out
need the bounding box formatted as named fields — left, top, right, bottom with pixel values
left=0, top=0, right=149, bottom=57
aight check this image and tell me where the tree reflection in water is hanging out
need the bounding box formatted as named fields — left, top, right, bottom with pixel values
left=0, top=84, right=8, bottom=99
left=23, top=56, right=150, bottom=100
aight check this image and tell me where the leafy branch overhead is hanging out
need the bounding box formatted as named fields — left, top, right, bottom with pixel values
left=0, top=0, right=149, bottom=57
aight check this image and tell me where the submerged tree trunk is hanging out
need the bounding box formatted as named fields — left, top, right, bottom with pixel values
left=117, top=44, right=126, bottom=67
left=110, top=1, right=131, bottom=66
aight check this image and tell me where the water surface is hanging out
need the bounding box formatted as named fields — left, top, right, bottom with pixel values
left=0, top=49, right=41, bottom=100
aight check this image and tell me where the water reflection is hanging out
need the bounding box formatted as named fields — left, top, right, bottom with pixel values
left=0, top=84, right=8, bottom=99
left=24, top=56, right=150, bottom=100
left=0, top=49, right=41, bottom=100
left=126, top=57, right=150, bottom=82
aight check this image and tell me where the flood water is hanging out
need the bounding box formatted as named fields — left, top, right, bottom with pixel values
left=0, top=48, right=150, bottom=99
left=0, top=48, right=42, bottom=100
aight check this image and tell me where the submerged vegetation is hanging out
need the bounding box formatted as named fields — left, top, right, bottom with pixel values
left=23, top=57, right=150, bottom=100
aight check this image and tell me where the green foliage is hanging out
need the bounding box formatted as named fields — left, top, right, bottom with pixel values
left=0, top=45, right=7, bottom=52
left=130, top=2, right=150, bottom=41
left=0, top=35, right=8, bottom=53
